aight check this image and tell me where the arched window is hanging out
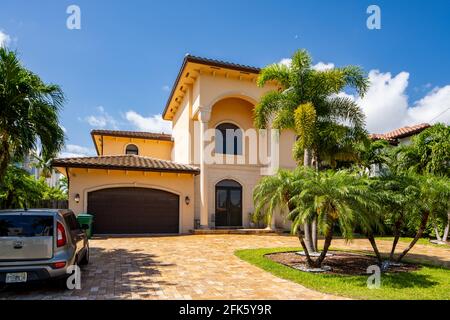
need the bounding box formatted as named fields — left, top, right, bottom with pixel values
left=125, top=144, right=139, bottom=155
left=215, top=123, right=242, bottom=155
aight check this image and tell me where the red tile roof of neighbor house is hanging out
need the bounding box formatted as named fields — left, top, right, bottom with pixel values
left=52, top=155, right=200, bottom=175
left=369, top=123, right=431, bottom=143
left=91, top=130, right=173, bottom=141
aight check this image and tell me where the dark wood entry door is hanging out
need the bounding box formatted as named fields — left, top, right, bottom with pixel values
left=87, top=187, right=179, bottom=234
left=215, top=180, right=242, bottom=227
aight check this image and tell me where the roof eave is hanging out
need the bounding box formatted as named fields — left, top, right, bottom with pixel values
left=52, top=162, right=200, bottom=175
left=162, top=55, right=261, bottom=120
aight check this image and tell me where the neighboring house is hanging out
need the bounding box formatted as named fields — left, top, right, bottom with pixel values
left=369, top=123, right=431, bottom=146
left=368, top=123, right=431, bottom=176
left=52, top=55, right=298, bottom=234
left=21, top=153, right=62, bottom=188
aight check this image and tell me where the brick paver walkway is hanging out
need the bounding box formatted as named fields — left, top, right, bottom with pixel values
left=1, top=235, right=448, bottom=300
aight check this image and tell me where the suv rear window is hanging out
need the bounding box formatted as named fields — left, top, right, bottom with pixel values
left=0, top=215, right=53, bottom=237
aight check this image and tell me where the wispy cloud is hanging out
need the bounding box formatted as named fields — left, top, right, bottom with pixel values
left=0, top=30, right=11, bottom=47
left=125, top=111, right=172, bottom=133
left=83, top=106, right=118, bottom=129
left=59, top=144, right=95, bottom=158
left=162, top=85, right=171, bottom=92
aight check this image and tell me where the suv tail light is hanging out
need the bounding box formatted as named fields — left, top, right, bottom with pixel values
left=56, top=222, right=67, bottom=247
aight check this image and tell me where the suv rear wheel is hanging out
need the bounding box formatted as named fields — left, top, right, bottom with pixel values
left=78, top=244, right=89, bottom=266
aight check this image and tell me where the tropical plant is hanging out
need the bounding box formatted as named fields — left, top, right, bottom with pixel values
left=254, top=49, right=369, bottom=252
left=392, top=124, right=450, bottom=242
left=0, top=47, right=65, bottom=183
left=288, top=168, right=381, bottom=268
left=0, top=165, right=67, bottom=209
left=0, top=165, right=42, bottom=209
left=31, top=151, right=54, bottom=178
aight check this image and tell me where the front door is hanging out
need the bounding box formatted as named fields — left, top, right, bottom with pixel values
left=215, top=180, right=242, bottom=227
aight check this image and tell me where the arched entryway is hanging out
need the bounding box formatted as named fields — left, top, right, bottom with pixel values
left=215, top=179, right=242, bottom=227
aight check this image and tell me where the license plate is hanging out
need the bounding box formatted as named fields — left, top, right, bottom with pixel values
left=5, top=272, right=27, bottom=283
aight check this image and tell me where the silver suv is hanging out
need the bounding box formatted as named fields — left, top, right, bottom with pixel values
left=0, top=209, right=89, bottom=286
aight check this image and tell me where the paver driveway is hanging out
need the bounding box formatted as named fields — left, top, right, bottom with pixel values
left=1, top=235, right=448, bottom=300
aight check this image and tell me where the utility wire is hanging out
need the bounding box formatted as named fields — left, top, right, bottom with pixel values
left=429, top=107, right=450, bottom=122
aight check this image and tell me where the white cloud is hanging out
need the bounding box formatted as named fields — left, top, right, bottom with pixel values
left=278, top=58, right=334, bottom=72
left=0, top=30, right=11, bottom=47
left=59, top=144, right=95, bottom=158
left=125, top=111, right=172, bottom=133
left=278, top=58, right=292, bottom=67
left=162, top=85, right=170, bottom=92
left=312, top=62, right=335, bottom=71
left=277, top=56, right=450, bottom=133
left=83, top=106, right=118, bottom=129
left=349, top=70, right=450, bottom=133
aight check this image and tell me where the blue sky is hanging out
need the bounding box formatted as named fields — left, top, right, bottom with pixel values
left=1, top=0, right=449, bottom=157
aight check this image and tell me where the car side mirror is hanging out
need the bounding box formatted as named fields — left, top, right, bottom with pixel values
left=81, top=224, right=89, bottom=230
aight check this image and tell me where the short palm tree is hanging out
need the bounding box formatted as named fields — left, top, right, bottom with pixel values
left=288, top=169, right=380, bottom=268
left=0, top=47, right=65, bottom=183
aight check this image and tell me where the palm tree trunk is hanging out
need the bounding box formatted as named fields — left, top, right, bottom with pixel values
left=297, top=231, right=314, bottom=268
left=367, top=233, right=382, bottom=264
left=311, top=215, right=318, bottom=252
left=434, top=223, right=442, bottom=242
left=314, top=222, right=334, bottom=268
left=303, top=223, right=314, bottom=253
left=396, top=211, right=430, bottom=263
left=443, top=212, right=450, bottom=242
left=389, top=218, right=402, bottom=261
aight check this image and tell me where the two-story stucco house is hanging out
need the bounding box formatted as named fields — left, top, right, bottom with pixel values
left=53, top=55, right=299, bottom=234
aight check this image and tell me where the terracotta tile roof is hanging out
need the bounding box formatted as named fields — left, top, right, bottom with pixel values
left=185, top=55, right=261, bottom=74
left=369, top=123, right=430, bottom=143
left=52, top=155, right=199, bottom=175
left=383, top=123, right=431, bottom=139
left=91, top=130, right=173, bottom=141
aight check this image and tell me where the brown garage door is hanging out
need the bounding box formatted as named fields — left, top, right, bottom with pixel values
left=87, top=187, right=179, bottom=234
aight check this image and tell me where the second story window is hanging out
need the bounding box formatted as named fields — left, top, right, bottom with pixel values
left=215, top=123, right=242, bottom=155
left=125, top=144, right=139, bottom=155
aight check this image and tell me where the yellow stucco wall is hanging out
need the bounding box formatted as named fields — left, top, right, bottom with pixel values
left=60, top=168, right=195, bottom=234
left=101, top=136, right=173, bottom=160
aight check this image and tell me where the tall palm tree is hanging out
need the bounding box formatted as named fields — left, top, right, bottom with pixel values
left=255, top=49, right=369, bottom=251
left=287, top=168, right=380, bottom=268
left=0, top=47, right=65, bottom=183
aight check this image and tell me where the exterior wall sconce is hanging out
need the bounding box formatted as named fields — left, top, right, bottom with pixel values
left=185, top=196, right=190, bottom=205
left=74, top=194, right=80, bottom=204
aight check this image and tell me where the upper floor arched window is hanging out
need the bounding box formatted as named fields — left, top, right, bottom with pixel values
left=215, top=123, right=242, bottom=155
left=125, top=144, right=139, bottom=155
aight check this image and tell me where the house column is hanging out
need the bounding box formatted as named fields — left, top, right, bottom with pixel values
left=198, top=109, right=211, bottom=228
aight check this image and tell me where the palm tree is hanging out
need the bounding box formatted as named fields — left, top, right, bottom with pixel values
left=0, top=47, right=65, bottom=183
left=287, top=168, right=380, bottom=268
left=392, top=124, right=450, bottom=242
left=394, top=174, right=450, bottom=262
left=254, top=49, right=369, bottom=252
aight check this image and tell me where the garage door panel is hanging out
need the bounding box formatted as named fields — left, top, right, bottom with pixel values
left=87, top=187, right=179, bottom=234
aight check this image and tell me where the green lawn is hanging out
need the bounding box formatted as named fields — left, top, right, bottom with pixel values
left=375, top=236, right=450, bottom=248
left=235, top=247, right=450, bottom=300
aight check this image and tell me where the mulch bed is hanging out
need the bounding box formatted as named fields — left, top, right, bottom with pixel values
left=265, top=251, right=421, bottom=275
